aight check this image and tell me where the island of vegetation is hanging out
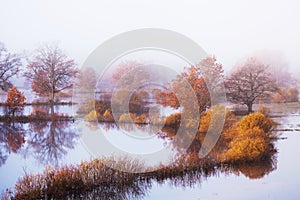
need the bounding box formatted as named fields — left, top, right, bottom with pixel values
left=0, top=42, right=298, bottom=199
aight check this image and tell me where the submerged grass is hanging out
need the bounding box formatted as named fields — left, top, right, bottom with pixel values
left=7, top=150, right=277, bottom=200
left=12, top=157, right=149, bottom=200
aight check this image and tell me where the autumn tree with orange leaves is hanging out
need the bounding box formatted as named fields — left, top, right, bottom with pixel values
left=6, top=87, right=26, bottom=117
left=157, top=56, right=224, bottom=116
left=25, top=44, right=78, bottom=105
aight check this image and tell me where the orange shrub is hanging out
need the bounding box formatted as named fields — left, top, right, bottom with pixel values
left=165, top=113, right=181, bottom=127
left=134, top=114, right=147, bottom=124
left=223, top=127, right=268, bottom=162
left=6, top=87, right=26, bottom=116
left=239, top=112, right=276, bottom=133
left=119, top=113, right=136, bottom=123
left=85, top=110, right=100, bottom=121
left=198, top=105, right=236, bottom=133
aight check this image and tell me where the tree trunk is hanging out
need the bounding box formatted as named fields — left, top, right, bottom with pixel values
left=247, top=103, right=253, bottom=114
left=50, top=90, right=55, bottom=104
left=50, top=103, right=54, bottom=116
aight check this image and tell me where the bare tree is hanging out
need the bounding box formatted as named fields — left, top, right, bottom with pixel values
left=25, top=44, right=78, bottom=104
left=0, top=42, right=21, bottom=91
left=226, top=58, right=277, bottom=113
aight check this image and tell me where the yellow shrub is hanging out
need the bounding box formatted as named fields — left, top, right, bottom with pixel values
left=224, top=127, right=268, bottom=162
left=134, top=114, right=147, bottom=124
left=198, top=112, right=211, bottom=133
left=198, top=105, right=237, bottom=133
left=85, top=110, right=100, bottom=121
left=102, top=109, right=114, bottom=122
left=103, top=109, right=111, bottom=118
left=239, top=112, right=275, bottom=133
left=184, top=118, right=199, bottom=129
left=119, top=113, right=136, bottom=123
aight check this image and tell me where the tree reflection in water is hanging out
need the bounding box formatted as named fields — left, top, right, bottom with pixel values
left=21, top=105, right=79, bottom=165
left=94, top=122, right=278, bottom=175
left=67, top=179, right=152, bottom=200
left=0, top=122, right=26, bottom=166
left=25, top=119, right=78, bottom=165
left=108, top=121, right=277, bottom=178
left=0, top=105, right=79, bottom=167
left=7, top=121, right=278, bottom=200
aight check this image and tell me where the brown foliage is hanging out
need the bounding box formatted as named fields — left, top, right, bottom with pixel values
left=6, top=132, right=25, bottom=153
left=6, top=87, right=26, bottom=117
left=272, top=87, right=299, bottom=103
left=165, top=113, right=181, bottom=127
left=157, top=56, right=224, bottom=116
left=25, top=44, right=78, bottom=103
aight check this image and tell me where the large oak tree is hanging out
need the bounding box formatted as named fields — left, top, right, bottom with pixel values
left=25, top=45, right=78, bottom=104
left=226, top=58, right=277, bottom=113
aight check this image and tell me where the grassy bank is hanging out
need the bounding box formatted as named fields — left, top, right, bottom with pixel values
left=0, top=114, right=74, bottom=123
left=0, top=101, right=75, bottom=106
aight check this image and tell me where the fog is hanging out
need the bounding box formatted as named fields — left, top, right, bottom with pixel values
left=1, top=0, right=300, bottom=75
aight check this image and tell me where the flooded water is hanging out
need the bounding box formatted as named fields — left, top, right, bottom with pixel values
left=0, top=104, right=300, bottom=199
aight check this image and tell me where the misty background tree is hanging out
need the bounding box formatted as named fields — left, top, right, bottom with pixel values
left=0, top=42, right=21, bottom=91
left=225, top=58, right=277, bottom=113
left=25, top=44, right=78, bottom=109
left=77, top=67, right=98, bottom=92
left=250, top=49, right=297, bottom=88
left=248, top=50, right=299, bottom=103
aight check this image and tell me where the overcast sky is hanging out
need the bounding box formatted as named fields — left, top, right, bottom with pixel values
left=1, top=0, right=300, bottom=75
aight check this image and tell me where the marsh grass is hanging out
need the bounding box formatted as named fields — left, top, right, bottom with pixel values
left=9, top=148, right=277, bottom=200
left=12, top=157, right=149, bottom=200
left=12, top=156, right=218, bottom=199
